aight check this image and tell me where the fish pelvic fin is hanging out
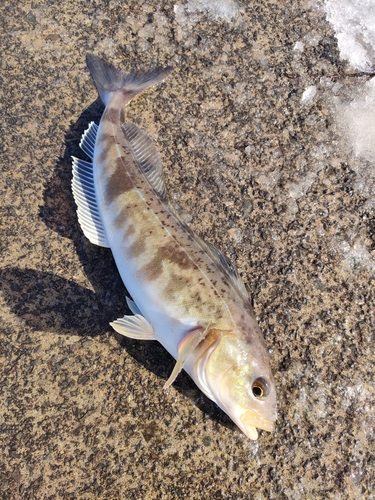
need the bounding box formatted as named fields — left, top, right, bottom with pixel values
left=110, top=314, right=155, bottom=340
left=86, top=53, right=173, bottom=106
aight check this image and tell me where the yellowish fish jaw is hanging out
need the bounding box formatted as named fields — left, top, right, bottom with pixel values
left=239, top=410, right=275, bottom=440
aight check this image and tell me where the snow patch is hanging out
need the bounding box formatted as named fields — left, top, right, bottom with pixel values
left=329, top=77, right=375, bottom=206
left=301, top=85, right=317, bottom=104
left=341, top=239, right=375, bottom=273
left=321, top=1, right=375, bottom=206
left=174, top=0, right=239, bottom=23
left=293, top=41, right=305, bottom=53
left=324, top=0, right=375, bottom=71
left=333, top=78, right=375, bottom=162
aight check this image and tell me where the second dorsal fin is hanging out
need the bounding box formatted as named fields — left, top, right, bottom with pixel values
left=167, top=203, right=249, bottom=300
left=122, top=121, right=167, bottom=199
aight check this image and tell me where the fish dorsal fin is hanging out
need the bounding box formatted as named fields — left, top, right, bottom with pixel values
left=122, top=121, right=167, bottom=199
left=71, top=156, right=109, bottom=247
left=200, top=238, right=249, bottom=299
left=203, top=240, right=249, bottom=299
left=167, top=203, right=249, bottom=300
left=79, top=121, right=98, bottom=160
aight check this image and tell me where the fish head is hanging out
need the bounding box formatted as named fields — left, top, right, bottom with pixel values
left=191, top=330, right=277, bottom=440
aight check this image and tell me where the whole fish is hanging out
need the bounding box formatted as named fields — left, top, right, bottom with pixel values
left=72, top=54, right=277, bottom=440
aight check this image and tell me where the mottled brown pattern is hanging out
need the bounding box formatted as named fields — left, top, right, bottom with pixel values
left=105, top=157, right=134, bottom=200
left=164, top=272, right=191, bottom=297
left=124, top=222, right=136, bottom=237
left=97, top=143, right=114, bottom=164
left=159, top=242, right=196, bottom=270
left=139, top=255, right=163, bottom=282
left=97, top=132, right=115, bottom=145
left=103, top=106, right=120, bottom=124
left=114, top=208, right=129, bottom=229
left=128, top=238, right=146, bottom=258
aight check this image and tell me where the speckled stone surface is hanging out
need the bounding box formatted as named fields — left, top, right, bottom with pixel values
left=0, top=1, right=374, bottom=499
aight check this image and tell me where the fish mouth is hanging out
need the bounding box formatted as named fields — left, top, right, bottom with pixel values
left=240, top=410, right=275, bottom=440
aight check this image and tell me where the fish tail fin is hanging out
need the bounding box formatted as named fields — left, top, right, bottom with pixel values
left=86, top=53, right=173, bottom=106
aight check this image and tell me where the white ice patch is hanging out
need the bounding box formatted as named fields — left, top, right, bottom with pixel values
left=301, top=85, right=317, bottom=104
left=293, top=41, right=305, bottom=53
left=340, top=238, right=375, bottom=273
left=330, top=77, right=375, bottom=206
left=288, top=172, right=317, bottom=199
left=333, top=78, right=375, bottom=162
left=323, top=0, right=375, bottom=71
left=320, top=0, right=375, bottom=208
left=174, top=0, right=239, bottom=23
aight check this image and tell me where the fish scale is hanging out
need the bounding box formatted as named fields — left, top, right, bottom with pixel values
left=71, top=53, right=277, bottom=440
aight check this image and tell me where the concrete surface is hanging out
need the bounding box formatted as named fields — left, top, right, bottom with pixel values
left=0, top=0, right=374, bottom=498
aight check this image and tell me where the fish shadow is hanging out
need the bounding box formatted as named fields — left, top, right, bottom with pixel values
left=1, top=266, right=232, bottom=432
left=4, top=98, right=235, bottom=433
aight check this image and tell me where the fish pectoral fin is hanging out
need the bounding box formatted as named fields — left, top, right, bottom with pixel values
left=110, top=314, right=155, bottom=340
left=163, top=325, right=208, bottom=390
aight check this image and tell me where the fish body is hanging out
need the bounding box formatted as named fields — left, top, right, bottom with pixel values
left=72, top=54, right=277, bottom=439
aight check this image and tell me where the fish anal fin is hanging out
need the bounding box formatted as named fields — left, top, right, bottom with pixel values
left=110, top=314, right=155, bottom=340
left=163, top=325, right=208, bottom=390
left=79, top=121, right=98, bottom=160
left=71, top=156, right=109, bottom=248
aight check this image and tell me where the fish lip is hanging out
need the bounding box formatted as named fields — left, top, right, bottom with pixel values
left=240, top=410, right=275, bottom=438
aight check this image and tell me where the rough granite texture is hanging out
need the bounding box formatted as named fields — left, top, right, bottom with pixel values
left=0, top=1, right=374, bottom=499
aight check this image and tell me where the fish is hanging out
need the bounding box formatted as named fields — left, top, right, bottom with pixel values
left=72, top=54, right=277, bottom=440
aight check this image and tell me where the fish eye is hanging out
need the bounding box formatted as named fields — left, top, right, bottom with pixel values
left=252, top=377, right=270, bottom=399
